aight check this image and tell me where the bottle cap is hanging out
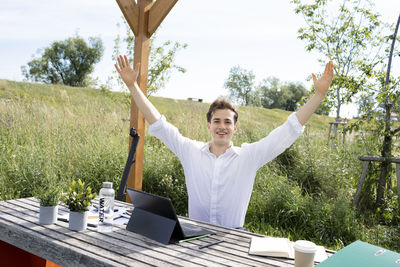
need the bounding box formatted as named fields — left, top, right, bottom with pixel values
left=102, top=182, right=113, bottom=188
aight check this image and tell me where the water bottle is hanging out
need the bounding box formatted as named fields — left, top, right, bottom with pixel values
left=98, top=182, right=114, bottom=232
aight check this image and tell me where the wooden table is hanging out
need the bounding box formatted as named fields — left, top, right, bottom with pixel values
left=0, top=197, right=334, bottom=267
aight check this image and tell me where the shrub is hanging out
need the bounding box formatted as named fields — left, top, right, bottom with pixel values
left=246, top=165, right=312, bottom=239
left=246, top=160, right=363, bottom=249
left=364, top=224, right=400, bottom=253
left=310, top=193, right=363, bottom=248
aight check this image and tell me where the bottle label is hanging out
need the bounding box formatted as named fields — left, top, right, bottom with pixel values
left=98, top=197, right=114, bottom=226
left=99, top=197, right=105, bottom=223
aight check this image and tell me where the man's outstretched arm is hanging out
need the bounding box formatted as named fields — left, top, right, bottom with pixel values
left=295, top=61, right=334, bottom=126
left=115, top=55, right=161, bottom=125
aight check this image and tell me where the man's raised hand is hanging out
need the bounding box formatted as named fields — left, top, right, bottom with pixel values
left=114, top=55, right=140, bottom=88
left=312, top=61, right=334, bottom=96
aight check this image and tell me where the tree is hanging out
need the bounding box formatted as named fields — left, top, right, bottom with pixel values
left=257, top=77, right=307, bottom=111
left=291, top=0, right=388, bottom=120
left=112, top=20, right=187, bottom=95
left=21, top=36, right=103, bottom=87
left=334, top=13, right=399, bottom=208
left=284, top=82, right=307, bottom=111
left=257, top=77, right=281, bottom=109
left=224, top=66, right=259, bottom=106
left=356, top=94, right=375, bottom=118
left=224, top=67, right=307, bottom=109
left=371, top=14, right=400, bottom=208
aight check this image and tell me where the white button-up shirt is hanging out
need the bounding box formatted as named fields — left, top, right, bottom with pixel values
left=149, top=113, right=304, bottom=228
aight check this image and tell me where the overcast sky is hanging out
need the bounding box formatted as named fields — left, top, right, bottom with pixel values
left=1, top=0, right=399, bottom=117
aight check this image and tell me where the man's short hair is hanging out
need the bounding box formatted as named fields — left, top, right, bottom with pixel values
left=206, top=97, right=238, bottom=124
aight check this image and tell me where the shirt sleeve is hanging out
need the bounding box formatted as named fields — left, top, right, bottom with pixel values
left=148, top=115, right=197, bottom=164
left=241, top=113, right=304, bottom=170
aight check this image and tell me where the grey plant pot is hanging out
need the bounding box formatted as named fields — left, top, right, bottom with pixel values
left=39, top=205, right=58, bottom=225
left=69, top=211, right=88, bottom=231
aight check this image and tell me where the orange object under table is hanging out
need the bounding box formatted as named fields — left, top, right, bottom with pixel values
left=0, top=240, right=61, bottom=267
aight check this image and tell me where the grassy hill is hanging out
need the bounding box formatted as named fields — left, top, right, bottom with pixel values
left=0, top=78, right=332, bottom=203
left=1, top=79, right=399, bottom=252
left=0, top=79, right=333, bottom=136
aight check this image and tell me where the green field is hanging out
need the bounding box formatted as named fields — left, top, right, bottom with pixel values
left=0, top=79, right=398, bottom=252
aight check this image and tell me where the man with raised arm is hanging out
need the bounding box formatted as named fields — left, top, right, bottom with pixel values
left=115, top=55, right=334, bottom=228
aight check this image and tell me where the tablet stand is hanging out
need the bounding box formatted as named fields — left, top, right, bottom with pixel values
left=126, top=208, right=177, bottom=245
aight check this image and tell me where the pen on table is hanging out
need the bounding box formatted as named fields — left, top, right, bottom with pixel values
left=113, top=213, right=131, bottom=220
left=199, top=240, right=224, bottom=249
left=58, top=217, right=97, bottom=228
left=179, top=234, right=211, bottom=243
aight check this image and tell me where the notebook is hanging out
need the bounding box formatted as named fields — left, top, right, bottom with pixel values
left=126, top=188, right=214, bottom=244
left=249, top=237, right=328, bottom=263
left=249, top=237, right=293, bottom=257
left=316, top=240, right=400, bottom=267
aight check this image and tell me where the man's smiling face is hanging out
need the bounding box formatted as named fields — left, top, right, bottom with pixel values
left=207, top=109, right=237, bottom=147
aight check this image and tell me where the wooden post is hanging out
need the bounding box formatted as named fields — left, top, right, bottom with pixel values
left=327, top=123, right=332, bottom=144
left=116, top=0, right=178, bottom=201
left=328, top=121, right=347, bottom=144
left=353, top=160, right=369, bottom=206
left=397, top=163, right=400, bottom=216
left=129, top=0, right=152, bottom=193
left=355, top=156, right=400, bottom=210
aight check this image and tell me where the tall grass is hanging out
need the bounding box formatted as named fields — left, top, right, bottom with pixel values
left=0, top=80, right=128, bottom=199
left=0, top=79, right=398, bottom=252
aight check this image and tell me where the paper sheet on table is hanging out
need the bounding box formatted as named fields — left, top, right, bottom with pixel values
left=87, top=206, right=131, bottom=226
left=58, top=206, right=131, bottom=226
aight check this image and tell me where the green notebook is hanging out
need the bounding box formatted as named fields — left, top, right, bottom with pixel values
left=317, top=240, right=400, bottom=267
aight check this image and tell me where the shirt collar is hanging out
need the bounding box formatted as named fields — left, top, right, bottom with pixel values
left=201, top=142, right=240, bottom=156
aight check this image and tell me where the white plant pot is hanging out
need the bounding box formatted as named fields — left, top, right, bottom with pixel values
left=39, top=205, right=58, bottom=225
left=69, top=211, right=88, bottom=231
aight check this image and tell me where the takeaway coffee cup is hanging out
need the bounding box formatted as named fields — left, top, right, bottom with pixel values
left=293, top=240, right=317, bottom=267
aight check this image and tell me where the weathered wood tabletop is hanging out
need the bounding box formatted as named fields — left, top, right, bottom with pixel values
left=0, top=197, right=334, bottom=267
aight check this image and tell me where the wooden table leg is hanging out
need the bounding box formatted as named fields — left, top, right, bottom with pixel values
left=0, top=240, right=61, bottom=267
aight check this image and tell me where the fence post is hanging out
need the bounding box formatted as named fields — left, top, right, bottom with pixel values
left=353, top=160, right=370, bottom=206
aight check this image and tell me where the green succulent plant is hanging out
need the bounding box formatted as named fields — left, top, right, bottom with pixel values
left=61, top=179, right=96, bottom=212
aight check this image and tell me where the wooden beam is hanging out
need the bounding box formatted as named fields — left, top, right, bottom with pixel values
left=148, top=0, right=178, bottom=36
left=125, top=0, right=153, bottom=201
left=358, top=155, right=400, bottom=164
left=116, top=0, right=139, bottom=36
left=116, top=0, right=178, bottom=200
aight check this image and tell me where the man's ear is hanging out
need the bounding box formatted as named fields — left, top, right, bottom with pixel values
left=233, top=123, right=238, bottom=133
left=207, top=122, right=211, bottom=131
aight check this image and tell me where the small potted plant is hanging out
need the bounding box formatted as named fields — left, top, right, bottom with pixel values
left=61, top=179, right=96, bottom=231
left=34, top=176, right=62, bottom=225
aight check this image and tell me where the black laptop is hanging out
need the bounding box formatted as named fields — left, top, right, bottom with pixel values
left=126, top=188, right=214, bottom=244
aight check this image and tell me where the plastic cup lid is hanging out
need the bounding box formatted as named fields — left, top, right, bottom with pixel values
left=294, top=240, right=317, bottom=253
